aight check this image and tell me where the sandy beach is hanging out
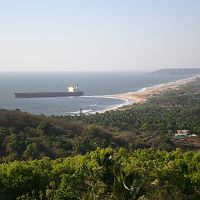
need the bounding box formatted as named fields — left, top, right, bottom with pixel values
left=111, top=76, right=198, bottom=105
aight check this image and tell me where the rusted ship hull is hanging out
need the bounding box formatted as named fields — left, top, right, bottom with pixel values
left=15, top=91, right=84, bottom=98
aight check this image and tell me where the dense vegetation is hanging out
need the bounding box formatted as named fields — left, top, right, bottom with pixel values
left=0, top=148, right=200, bottom=200
left=0, top=109, right=125, bottom=161
left=0, top=78, right=200, bottom=199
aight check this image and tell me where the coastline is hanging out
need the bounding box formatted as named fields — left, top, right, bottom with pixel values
left=79, top=95, right=134, bottom=115
left=106, top=75, right=198, bottom=111
left=68, top=76, right=198, bottom=115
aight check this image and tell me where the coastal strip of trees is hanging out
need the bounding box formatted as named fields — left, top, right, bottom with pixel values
left=71, top=78, right=200, bottom=133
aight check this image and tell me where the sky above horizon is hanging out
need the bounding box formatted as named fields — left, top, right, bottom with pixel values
left=0, top=0, right=200, bottom=71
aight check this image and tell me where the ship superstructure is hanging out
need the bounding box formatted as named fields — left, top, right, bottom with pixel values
left=67, top=84, right=79, bottom=92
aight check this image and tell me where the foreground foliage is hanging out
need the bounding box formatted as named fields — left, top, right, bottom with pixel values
left=0, top=148, right=199, bottom=200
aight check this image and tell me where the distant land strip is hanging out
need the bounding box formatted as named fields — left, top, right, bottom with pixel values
left=151, top=68, right=200, bottom=75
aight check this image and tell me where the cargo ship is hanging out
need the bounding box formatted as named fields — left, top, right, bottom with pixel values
left=15, top=84, right=84, bottom=98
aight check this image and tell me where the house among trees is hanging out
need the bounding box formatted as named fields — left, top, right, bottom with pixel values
left=174, top=130, right=197, bottom=139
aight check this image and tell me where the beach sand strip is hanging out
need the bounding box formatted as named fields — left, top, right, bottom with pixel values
left=112, top=76, right=198, bottom=105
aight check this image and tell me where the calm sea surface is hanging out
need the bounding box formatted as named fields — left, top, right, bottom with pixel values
left=0, top=71, right=187, bottom=115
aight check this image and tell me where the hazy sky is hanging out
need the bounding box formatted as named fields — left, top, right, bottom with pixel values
left=0, top=0, right=200, bottom=71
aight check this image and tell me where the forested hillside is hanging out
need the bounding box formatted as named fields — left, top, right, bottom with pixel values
left=0, top=109, right=126, bottom=161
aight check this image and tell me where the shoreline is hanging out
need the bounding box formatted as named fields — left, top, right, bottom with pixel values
left=103, top=75, right=198, bottom=112
left=66, top=76, right=198, bottom=115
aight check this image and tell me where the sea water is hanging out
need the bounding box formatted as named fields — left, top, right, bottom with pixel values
left=0, top=71, right=187, bottom=116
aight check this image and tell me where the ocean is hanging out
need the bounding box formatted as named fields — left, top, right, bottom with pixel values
left=0, top=71, right=187, bottom=116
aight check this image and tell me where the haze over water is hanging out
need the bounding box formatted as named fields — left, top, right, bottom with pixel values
left=0, top=71, right=188, bottom=115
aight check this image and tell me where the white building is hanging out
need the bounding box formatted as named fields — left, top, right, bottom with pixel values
left=174, top=130, right=197, bottom=139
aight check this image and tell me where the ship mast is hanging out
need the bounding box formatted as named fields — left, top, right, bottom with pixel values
left=75, top=84, right=79, bottom=91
